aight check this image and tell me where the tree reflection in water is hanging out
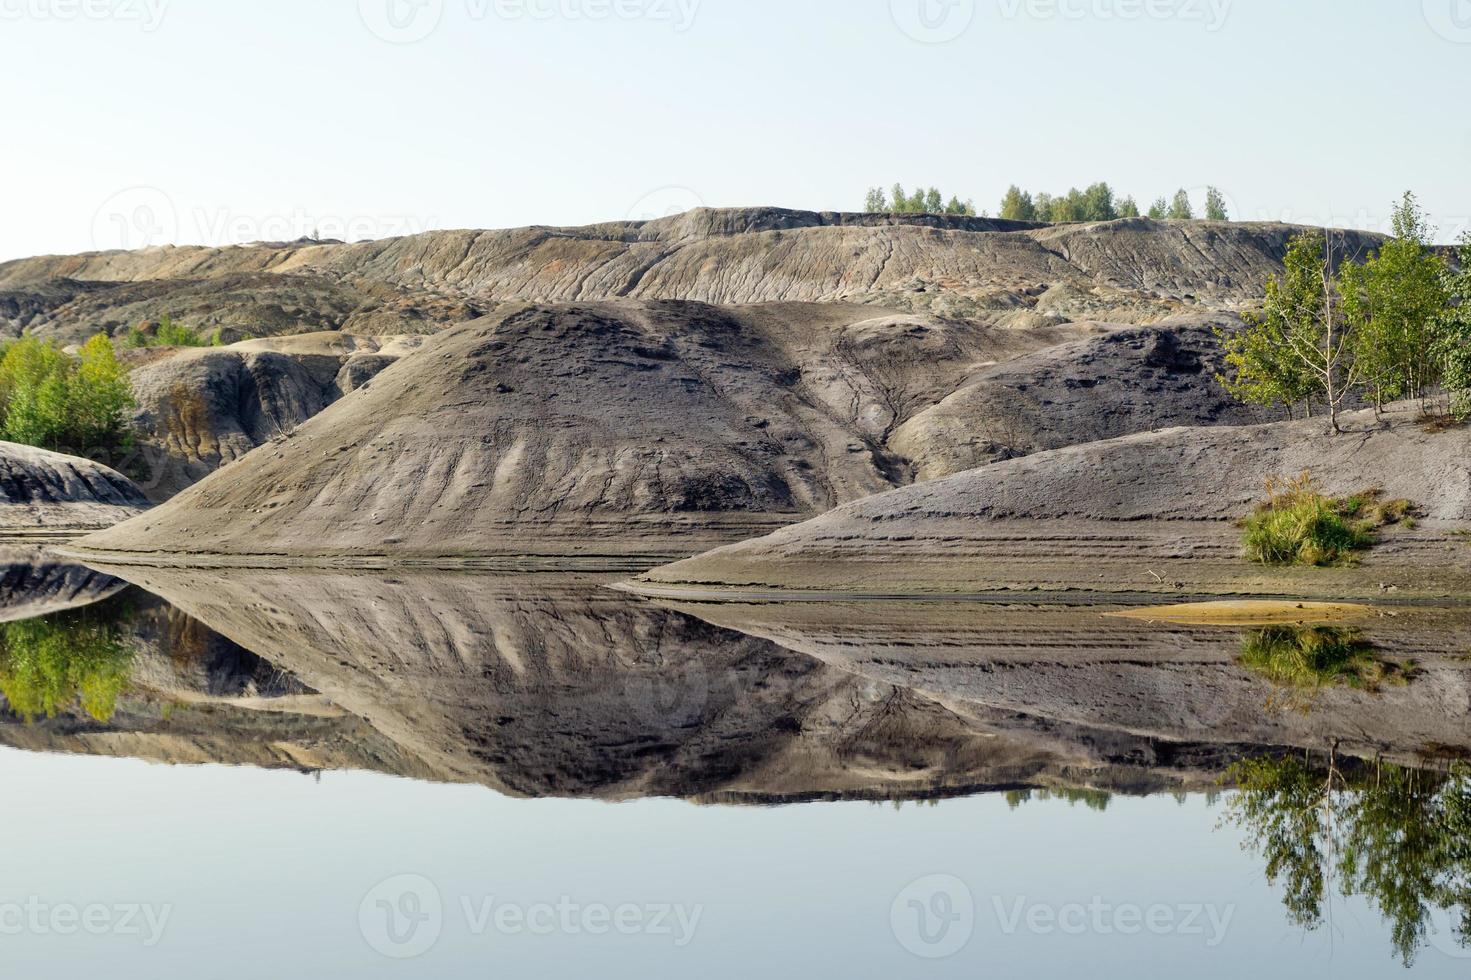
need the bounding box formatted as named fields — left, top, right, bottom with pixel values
left=1226, top=750, right=1471, bottom=966
left=0, top=595, right=135, bottom=723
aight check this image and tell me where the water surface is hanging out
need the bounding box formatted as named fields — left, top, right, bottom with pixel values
left=0, top=552, right=1467, bottom=977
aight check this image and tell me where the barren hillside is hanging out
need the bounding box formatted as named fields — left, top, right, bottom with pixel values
left=0, top=209, right=1386, bottom=345
left=72, top=299, right=1274, bottom=564
left=629, top=404, right=1471, bottom=600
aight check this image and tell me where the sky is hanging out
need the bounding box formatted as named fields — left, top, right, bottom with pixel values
left=0, top=0, right=1467, bottom=261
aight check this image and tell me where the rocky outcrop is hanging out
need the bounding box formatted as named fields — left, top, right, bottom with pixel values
left=1, top=271, right=491, bottom=347
left=890, top=312, right=1268, bottom=479
left=125, top=332, right=410, bottom=499
left=0, top=443, right=151, bottom=533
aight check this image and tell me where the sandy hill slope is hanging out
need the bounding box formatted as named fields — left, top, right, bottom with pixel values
left=0, top=209, right=1386, bottom=344
left=0, top=443, right=151, bottom=533
left=71, top=299, right=1274, bottom=565
left=629, top=404, right=1471, bottom=601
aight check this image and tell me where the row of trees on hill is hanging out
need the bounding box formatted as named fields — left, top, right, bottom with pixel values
left=1217, top=192, right=1471, bottom=430
left=861, top=182, right=1230, bottom=222
left=863, top=185, right=978, bottom=216
left=999, top=183, right=1229, bottom=222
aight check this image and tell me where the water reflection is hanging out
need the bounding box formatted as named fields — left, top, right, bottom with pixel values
left=1, top=557, right=1469, bottom=970
left=0, top=592, right=135, bottom=722
left=1227, top=751, right=1471, bottom=966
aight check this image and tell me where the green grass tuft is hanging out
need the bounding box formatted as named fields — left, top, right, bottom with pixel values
left=1241, top=473, right=1414, bottom=567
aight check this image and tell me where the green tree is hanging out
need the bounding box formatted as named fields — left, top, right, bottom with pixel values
left=1219, top=231, right=1361, bottom=429
left=1435, top=235, right=1471, bottom=417
left=1147, top=197, right=1169, bottom=219
left=1000, top=185, right=1037, bottom=222
left=890, top=183, right=907, bottom=214
left=1082, top=182, right=1117, bottom=222
left=1034, top=192, right=1056, bottom=222
left=1341, top=193, right=1450, bottom=408
left=924, top=187, right=944, bottom=214
left=73, top=334, right=136, bottom=451
left=0, top=334, right=135, bottom=455
left=1117, top=196, right=1140, bottom=218
left=944, top=195, right=974, bottom=216
left=864, top=187, right=888, bottom=212
left=1204, top=186, right=1230, bottom=221
left=1168, top=189, right=1194, bottom=220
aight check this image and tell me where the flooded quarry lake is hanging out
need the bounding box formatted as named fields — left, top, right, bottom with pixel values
left=1, top=550, right=1467, bottom=977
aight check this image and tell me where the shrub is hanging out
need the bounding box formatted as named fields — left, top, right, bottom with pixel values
left=154, top=314, right=210, bottom=347
left=0, top=334, right=136, bottom=455
left=1241, top=474, right=1376, bottom=566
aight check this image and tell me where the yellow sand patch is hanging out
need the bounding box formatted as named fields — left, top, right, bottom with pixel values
left=1106, top=600, right=1376, bottom=626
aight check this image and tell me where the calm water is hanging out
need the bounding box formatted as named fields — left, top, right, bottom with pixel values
left=0, top=553, right=1466, bottom=978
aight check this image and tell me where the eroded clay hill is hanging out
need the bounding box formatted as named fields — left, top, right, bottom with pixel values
left=0, top=209, right=1386, bottom=344
left=0, top=443, right=150, bottom=533
left=126, top=332, right=419, bottom=499
left=631, top=404, right=1471, bottom=601
left=74, top=300, right=1270, bottom=563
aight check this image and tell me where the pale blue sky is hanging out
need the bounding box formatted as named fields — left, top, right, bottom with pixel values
left=2, top=0, right=1466, bottom=260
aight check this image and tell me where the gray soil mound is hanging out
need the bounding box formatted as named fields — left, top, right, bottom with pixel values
left=0, top=209, right=1386, bottom=345
left=72, top=302, right=1094, bottom=562
left=892, top=311, right=1268, bottom=479
left=632, top=404, right=1471, bottom=600
left=0, top=443, right=151, bottom=533
left=73, top=300, right=1285, bottom=564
